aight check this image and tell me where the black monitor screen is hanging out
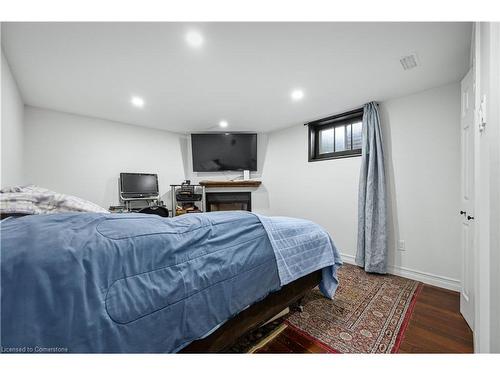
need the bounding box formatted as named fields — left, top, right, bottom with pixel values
left=191, top=133, right=257, bottom=172
left=120, top=173, right=159, bottom=197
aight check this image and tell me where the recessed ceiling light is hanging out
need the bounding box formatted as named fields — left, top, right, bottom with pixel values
left=186, top=31, right=204, bottom=48
left=131, top=96, right=145, bottom=108
left=291, top=89, right=305, bottom=101
left=219, top=120, right=229, bottom=128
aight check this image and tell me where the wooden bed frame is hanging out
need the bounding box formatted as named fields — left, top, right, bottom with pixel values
left=181, top=270, right=321, bottom=353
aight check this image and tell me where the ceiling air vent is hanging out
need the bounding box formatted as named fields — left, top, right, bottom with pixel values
left=400, top=53, right=419, bottom=70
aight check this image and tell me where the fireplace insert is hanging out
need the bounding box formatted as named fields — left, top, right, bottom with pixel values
left=205, top=192, right=251, bottom=212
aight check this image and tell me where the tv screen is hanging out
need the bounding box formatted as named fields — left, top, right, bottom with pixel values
left=120, top=173, right=159, bottom=198
left=191, top=133, right=257, bottom=172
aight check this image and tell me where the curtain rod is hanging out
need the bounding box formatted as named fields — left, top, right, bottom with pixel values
left=303, top=107, right=364, bottom=127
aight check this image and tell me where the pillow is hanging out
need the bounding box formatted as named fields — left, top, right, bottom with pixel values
left=0, top=185, right=109, bottom=216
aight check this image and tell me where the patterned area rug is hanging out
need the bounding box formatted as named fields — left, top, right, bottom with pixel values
left=285, top=263, right=422, bottom=353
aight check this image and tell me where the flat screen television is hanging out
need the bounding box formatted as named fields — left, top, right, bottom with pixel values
left=191, top=133, right=257, bottom=172
left=120, top=173, right=159, bottom=199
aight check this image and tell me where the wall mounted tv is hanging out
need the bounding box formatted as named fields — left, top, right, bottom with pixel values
left=191, top=133, right=257, bottom=172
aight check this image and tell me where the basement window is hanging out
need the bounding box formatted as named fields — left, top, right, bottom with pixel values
left=307, top=108, right=363, bottom=162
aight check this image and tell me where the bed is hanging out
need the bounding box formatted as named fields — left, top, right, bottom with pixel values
left=0, top=210, right=342, bottom=353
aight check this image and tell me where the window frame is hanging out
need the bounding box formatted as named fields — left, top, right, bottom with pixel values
left=307, top=108, right=364, bottom=162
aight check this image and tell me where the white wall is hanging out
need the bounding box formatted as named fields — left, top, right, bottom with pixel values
left=262, top=83, right=462, bottom=290
left=1, top=50, right=24, bottom=188
left=23, top=107, right=186, bottom=209
left=262, top=127, right=361, bottom=247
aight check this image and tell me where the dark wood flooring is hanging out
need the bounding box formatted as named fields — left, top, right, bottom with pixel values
left=398, top=285, right=473, bottom=353
left=255, top=284, right=474, bottom=353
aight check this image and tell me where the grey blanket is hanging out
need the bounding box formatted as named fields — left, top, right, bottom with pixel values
left=0, top=185, right=108, bottom=216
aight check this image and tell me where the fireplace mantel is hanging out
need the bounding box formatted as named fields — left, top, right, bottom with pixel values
left=199, top=180, right=262, bottom=188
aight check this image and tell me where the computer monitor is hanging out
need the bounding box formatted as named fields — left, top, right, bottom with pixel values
left=120, top=173, right=159, bottom=199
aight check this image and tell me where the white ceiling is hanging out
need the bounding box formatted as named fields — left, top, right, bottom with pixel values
left=2, top=22, right=471, bottom=133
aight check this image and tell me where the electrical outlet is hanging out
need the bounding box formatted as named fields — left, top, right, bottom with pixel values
left=397, top=240, right=406, bottom=251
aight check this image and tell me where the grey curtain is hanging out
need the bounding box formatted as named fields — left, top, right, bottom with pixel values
left=355, top=102, right=388, bottom=274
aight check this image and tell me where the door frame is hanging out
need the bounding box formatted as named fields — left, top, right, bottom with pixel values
left=472, top=23, right=483, bottom=353
left=471, top=21, right=500, bottom=353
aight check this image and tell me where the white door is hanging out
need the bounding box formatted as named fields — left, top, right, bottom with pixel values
left=460, top=68, right=475, bottom=329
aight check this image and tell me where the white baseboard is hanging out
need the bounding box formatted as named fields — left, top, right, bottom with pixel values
left=339, top=253, right=461, bottom=292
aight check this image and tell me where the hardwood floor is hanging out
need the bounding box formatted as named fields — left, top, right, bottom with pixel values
left=255, top=284, right=474, bottom=354
left=398, top=285, right=473, bottom=353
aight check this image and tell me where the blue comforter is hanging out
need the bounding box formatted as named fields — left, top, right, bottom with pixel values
left=1, top=211, right=341, bottom=353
